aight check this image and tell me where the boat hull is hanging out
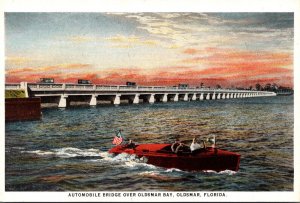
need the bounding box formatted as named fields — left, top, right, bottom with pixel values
left=109, top=144, right=240, bottom=172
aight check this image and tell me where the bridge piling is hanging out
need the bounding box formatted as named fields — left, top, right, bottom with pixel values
left=149, top=94, right=155, bottom=103
left=200, top=93, right=204, bottom=100
left=212, top=93, right=216, bottom=100
left=133, top=94, right=140, bottom=104
left=222, top=93, right=226, bottom=99
left=162, top=94, right=168, bottom=103
left=114, top=94, right=121, bottom=105
left=183, top=93, right=188, bottom=101
left=192, top=93, right=197, bottom=101
left=58, top=95, right=68, bottom=108
left=206, top=93, right=210, bottom=100
left=174, top=94, right=179, bottom=102
left=89, top=95, right=97, bottom=106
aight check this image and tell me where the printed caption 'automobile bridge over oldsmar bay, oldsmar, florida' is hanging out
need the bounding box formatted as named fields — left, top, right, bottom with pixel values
left=5, top=82, right=276, bottom=108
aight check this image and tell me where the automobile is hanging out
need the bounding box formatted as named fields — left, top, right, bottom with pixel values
left=78, top=79, right=92, bottom=84
left=39, top=78, right=54, bottom=83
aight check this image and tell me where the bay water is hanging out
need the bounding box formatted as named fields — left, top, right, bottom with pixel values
left=5, top=96, right=294, bottom=191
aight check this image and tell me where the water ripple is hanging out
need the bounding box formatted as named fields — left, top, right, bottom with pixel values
left=5, top=96, right=293, bottom=191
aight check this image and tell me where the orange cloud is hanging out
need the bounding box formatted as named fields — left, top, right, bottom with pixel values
left=6, top=63, right=92, bottom=75
left=183, top=48, right=198, bottom=55
left=178, top=47, right=293, bottom=87
left=5, top=47, right=293, bottom=88
left=183, top=50, right=292, bottom=68
left=6, top=66, right=293, bottom=88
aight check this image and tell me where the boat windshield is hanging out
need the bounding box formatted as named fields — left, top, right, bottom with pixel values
left=158, top=144, right=173, bottom=153
left=158, top=144, right=191, bottom=154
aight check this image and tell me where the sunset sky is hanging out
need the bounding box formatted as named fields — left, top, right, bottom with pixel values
left=5, top=12, right=294, bottom=88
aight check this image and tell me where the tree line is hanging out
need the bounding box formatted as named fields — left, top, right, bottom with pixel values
left=204, top=83, right=293, bottom=92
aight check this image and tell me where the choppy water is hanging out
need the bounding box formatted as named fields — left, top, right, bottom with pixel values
left=5, top=96, right=294, bottom=191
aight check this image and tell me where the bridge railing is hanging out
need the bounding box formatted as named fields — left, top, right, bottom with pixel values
left=5, top=83, right=21, bottom=90
left=6, top=82, right=276, bottom=95
left=96, top=85, right=118, bottom=90
left=66, top=84, right=94, bottom=90
left=28, top=83, right=64, bottom=90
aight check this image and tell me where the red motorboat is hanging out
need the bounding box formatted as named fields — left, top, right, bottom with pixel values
left=109, top=143, right=241, bottom=172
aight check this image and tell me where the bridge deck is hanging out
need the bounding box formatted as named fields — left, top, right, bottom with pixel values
left=5, top=82, right=276, bottom=108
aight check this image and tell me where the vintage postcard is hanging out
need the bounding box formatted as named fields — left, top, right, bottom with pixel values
left=1, top=0, right=299, bottom=202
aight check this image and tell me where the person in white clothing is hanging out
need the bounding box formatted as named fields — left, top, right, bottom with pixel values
left=190, top=137, right=201, bottom=152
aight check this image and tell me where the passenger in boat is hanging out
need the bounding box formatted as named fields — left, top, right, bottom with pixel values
left=125, top=139, right=136, bottom=149
left=171, top=139, right=181, bottom=153
left=174, top=142, right=186, bottom=153
left=201, top=140, right=206, bottom=149
left=171, top=139, right=190, bottom=153
left=190, top=137, right=201, bottom=152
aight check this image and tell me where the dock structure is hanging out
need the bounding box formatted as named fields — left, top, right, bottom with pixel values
left=5, top=82, right=277, bottom=108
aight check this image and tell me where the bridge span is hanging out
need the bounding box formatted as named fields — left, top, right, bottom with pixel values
left=5, top=82, right=276, bottom=108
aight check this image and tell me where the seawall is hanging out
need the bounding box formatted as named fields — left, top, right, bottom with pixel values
left=5, top=98, right=41, bottom=122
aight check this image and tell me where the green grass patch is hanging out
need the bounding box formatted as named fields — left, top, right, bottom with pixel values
left=5, top=90, right=26, bottom=98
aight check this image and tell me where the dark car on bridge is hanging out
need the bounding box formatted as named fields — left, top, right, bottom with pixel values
left=178, top=84, right=189, bottom=89
left=78, top=79, right=92, bottom=84
left=39, top=78, right=54, bottom=83
left=126, top=82, right=136, bottom=86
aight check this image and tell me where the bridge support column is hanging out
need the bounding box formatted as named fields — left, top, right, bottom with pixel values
left=206, top=93, right=210, bottom=100
left=192, top=93, right=197, bottom=101
left=162, top=94, right=168, bottom=102
left=174, top=94, right=179, bottom=102
left=58, top=95, right=68, bottom=108
left=217, top=93, right=221, bottom=99
left=230, top=93, right=234, bottom=98
left=226, top=93, right=230, bottom=99
left=89, top=95, right=97, bottom=106
left=222, top=93, right=226, bottom=99
left=20, top=82, right=29, bottom=98
left=149, top=94, right=155, bottom=103
left=183, top=93, right=188, bottom=101
left=212, top=93, right=216, bottom=100
left=133, top=94, right=140, bottom=104
left=200, top=93, right=204, bottom=100
left=114, top=94, right=121, bottom=105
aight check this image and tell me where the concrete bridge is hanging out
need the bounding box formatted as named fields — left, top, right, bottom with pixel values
left=5, top=82, right=277, bottom=108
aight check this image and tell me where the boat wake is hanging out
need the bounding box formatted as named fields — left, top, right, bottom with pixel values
left=22, top=147, right=102, bottom=158
left=22, top=147, right=237, bottom=175
left=22, top=147, right=153, bottom=168
left=203, top=169, right=237, bottom=175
